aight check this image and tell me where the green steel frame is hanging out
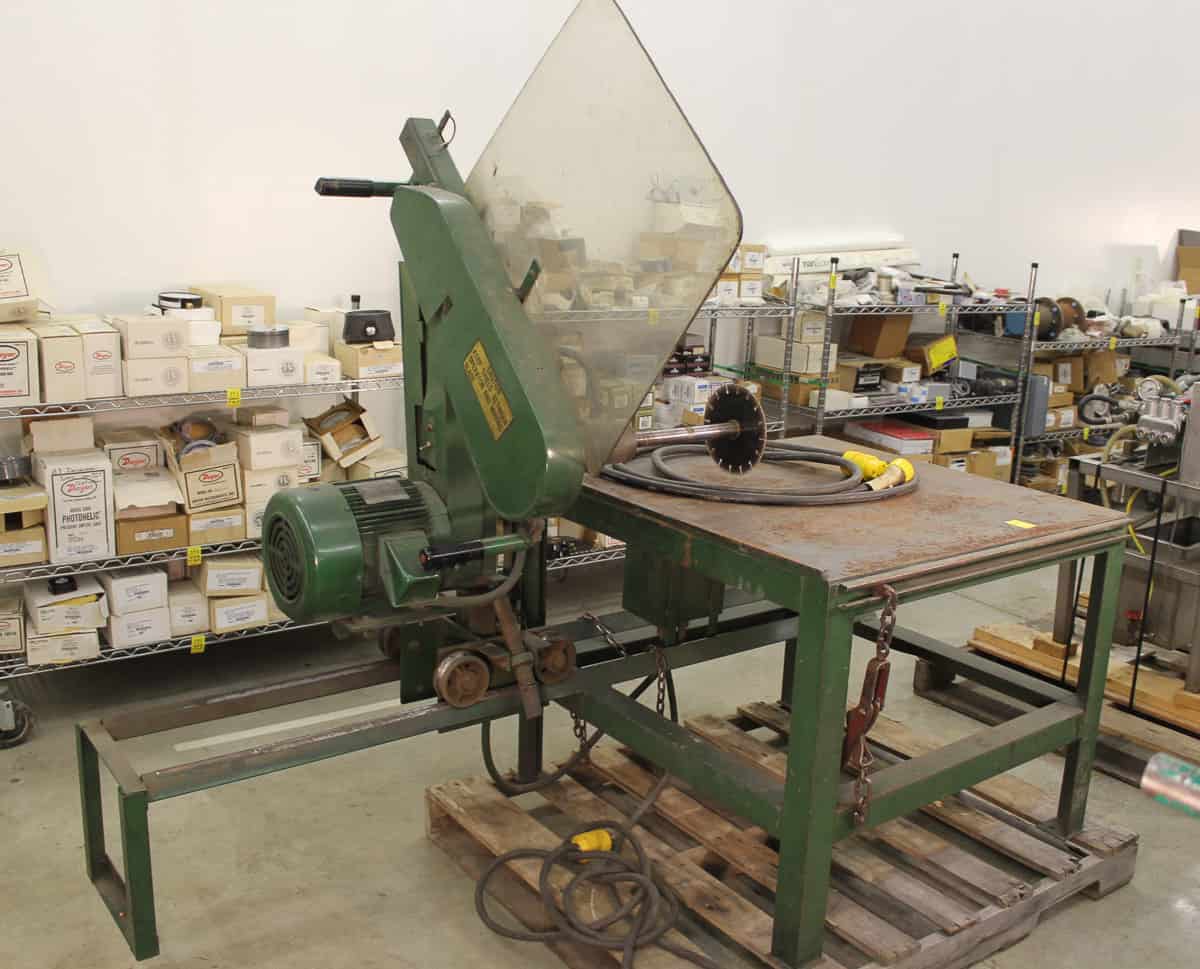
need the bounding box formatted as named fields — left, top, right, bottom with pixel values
left=77, top=498, right=1125, bottom=967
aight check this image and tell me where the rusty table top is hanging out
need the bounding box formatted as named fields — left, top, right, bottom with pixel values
left=581, top=435, right=1128, bottom=588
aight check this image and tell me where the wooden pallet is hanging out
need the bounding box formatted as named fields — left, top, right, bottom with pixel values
left=427, top=703, right=1137, bottom=969
left=930, top=623, right=1200, bottom=783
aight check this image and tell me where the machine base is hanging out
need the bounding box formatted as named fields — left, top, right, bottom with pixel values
left=428, top=700, right=1138, bottom=969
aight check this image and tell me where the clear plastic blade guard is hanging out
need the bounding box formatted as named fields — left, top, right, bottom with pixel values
left=466, top=0, right=743, bottom=471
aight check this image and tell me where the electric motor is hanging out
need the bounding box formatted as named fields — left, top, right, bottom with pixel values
left=263, top=477, right=450, bottom=622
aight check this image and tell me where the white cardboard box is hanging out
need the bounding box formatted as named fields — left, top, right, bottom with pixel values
left=98, top=565, right=168, bottom=615
left=26, top=415, right=94, bottom=454
left=243, top=466, right=302, bottom=505
left=333, top=340, right=403, bottom=378
left=159, top=436, right=243, bottom=512
left=123, top=357, right=188, bottom=396
left=187, top=508, right=245, bottom=544
left=209, top=593, right=268, bottom=633
left=97, top=427, right=163, bottom=471
left=0, top=250, right=41, bottom=323
left=33, top=449, right=115, bottom=564
left=0, top=594, right=24, bottom=653
left=0, top=323, right=41, bottom=405
left=197, top=553, right=263, bottom=596
left=25, top=630, right=100, bottom=665
left=0, top=526, right=47, bottom=567
left=238, top=346, right=305, bottom=387
left=298, top=440, right=322, bottom=481
left=287, top=321, right=330, bottom=353
left=186, top=319, right=222, bottom=347
left=68, top=319, right=123, bottom=398
left=234, top=424, right=303, bottom=470
left=186, top=345, right=245, bottom=392
left=114, top=468, right=183, bottom=519
left=246, top=500, right=268, bottom=540
left=192, top=285, right=276, bottom=335
left=110, top=315, right=189, bottom=358
left=348, top=447, right=408, bottom=480
left=29, top=323, right=86, bottom=403
left=105, top=606, right=170, bottom=648
left=24, top=574, right=108, bottom=635
left=168, top=580, right=209, bottom=636
left=304, top=352, right=342, bottom=384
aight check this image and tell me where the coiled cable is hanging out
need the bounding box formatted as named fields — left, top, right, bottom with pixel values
left=603, top=441, right=917, bottom=505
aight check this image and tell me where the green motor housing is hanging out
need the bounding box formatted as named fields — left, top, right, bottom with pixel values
left=263, top=477, right=451, bottom=623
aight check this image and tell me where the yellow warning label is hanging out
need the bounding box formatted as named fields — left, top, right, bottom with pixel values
left=186, top=545, right=203, bottom=566
left=464, top=340, right=513, bottom=441
left=935, top=395, right=945, bottom=410
left=226, top=388, right=242, bottom=408
left=190, top=634, right=206, bottom=654
left=1005, top=519, right=1036, bottom=529
left=927, top=335, right=958, bottom=372
left=1108, top=336, right=1118, bottom=350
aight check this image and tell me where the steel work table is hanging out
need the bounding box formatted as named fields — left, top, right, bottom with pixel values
left=570, top=435, right=1129, bottom=967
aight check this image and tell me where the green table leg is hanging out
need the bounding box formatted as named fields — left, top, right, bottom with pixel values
left=1057, top=545, right=1123, bottom=834
left=779, top=637, right=797, bottom=707
left=772, top=581, right=853, bottom=966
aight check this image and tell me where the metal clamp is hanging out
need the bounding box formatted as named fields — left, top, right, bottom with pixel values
left=843, top=584, right=897, bottom=824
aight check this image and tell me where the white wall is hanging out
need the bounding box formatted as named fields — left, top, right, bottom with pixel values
left=5, top=0, right=1200, bottom=331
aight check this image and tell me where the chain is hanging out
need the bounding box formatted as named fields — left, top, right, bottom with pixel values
left=654, top=643, right=669, bottom=717
left=572, top=707, right=587, bottom=752
left=581, top=611, right=628, bottom=657
left=847, top=584, right=899, bottom=825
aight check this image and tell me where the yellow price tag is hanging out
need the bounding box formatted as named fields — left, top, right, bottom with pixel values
left=1033, top=310, right=1040, bottom=331
left=1194, top=303, right=1199, bottom=320
left=829, top=271, right=837, bottom=291
left=1083, top=427, right=1091, bottom=442
left=1108, top=336, right=1118, bottom=350
left=1006, top=519, right=1036, bottom=529
left=226, top=388, right=242, bottom=408
left=938, top=300, right=949, bottom=318
left=186, top=545, right=202, bottom=566
left=935, top=395, right=945, bottom=410
left=190, top=634, right=206, bottom=655
left=647, top=308, right=659, bottom=327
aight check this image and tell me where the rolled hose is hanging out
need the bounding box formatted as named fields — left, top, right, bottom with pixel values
left=1077, top=392, right=1116, bottom=426
left=602, top=442, right=917, bottom=505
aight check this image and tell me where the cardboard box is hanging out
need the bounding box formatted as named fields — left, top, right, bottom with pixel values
left=1057, top=355, right=1085, bottom=394
left=662, top=374, right=730, bottom=404
left=266, top=585, right=287, bottom=623
left=197, top=553, right=263, bottom=596
left=304, top=401, right=382, bottom=468
left=117, top=513, right=187, bottom=555
left=0, top=250, right=41, bottom=322
left=286, top=321, right=330, bottom=353
left=24, top=574, right=108, bottom=635
left=25, top=630, right=100, bottom=665
left=848, top=315, right=912, bottom=359
left=246, top=501, right=268, bottom=540
left=98, top=566, right=168, bottom=615
left=187, top=507, right=246, bottom=545
left=123, top=357, right=189, bottom=396
left=186, top=346, right=245, bottom=392
left=881, top=358, right=923, bottom=384
left=932, top=453, right=970, bottom=473
left=33, top=449, right=115, bottom=564
left=105, top=607, right=170, bottom=649
left=97, top=427, right=163, bottom=472
left=715, top=274, right=739, bottom=301
left=192, top=284, right=276, bottom=335
left=318, top=460, right=348, bottom=483
left=333, top=340, right=404, bottom=378
left=186, top=318, right=222, bottom=347
left=755, top=336, right=838, bottom=376
left=738, top=273, right=764, bottom=300
left=1176, top=229, right=1200, bottom=293
left=168, top=580, right=209, bottom=636
left=234, top=424, right=304, bottom=470
left=1047, top=389, right=1074, bottom=409
left=738, top=244, right=767, bottom=272
left=0, top=482, right=46, bottom=532
left=236, top=405, right=289, bottom=428
left=238, top=345, right=305, bottom=387
left=25, top=415, right=94, bottom=454
left=347, top=447, right=408, bottom=480
left=242, top=466, right=303, bottom=505
left=0, top=526, right=46, bottom=567
left=298, top=440, right=322, bottom=481
left=904, top=334, right=958, bottom=375
left=0, top=324, right=41, bottom=405
left=1031, top=362, right=1070, bottom=396
left=0, top=594, right=24, bottom=653
left=304, top=352, right=342, bottom=384
left=1084, top=350, right=1131, bottom=387
left=837, top=356, right=885, bottom=393
left=114, top=468, right=182, bottom=518
left=160, top=435, right=243, bottom=512
left=67, top=319, right=123, bottom=398
left=110, top=315, right=189, bottom=358
left=209, top=593, right=268, bottom=633
left=29, top=323, right=86, bottom=403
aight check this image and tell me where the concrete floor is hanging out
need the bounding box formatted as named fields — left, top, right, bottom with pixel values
left=2, top=565, right=1198, bottom=969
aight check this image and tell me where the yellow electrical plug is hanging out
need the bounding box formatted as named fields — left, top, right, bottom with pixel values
left=571, top=829, right=614, bottom=853
left=866, top=458, right=915, bottom=491
left=842, top=450, right=888, bottom=481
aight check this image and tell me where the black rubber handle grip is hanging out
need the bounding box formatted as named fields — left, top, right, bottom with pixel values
left=313, top=178, right=404, bottom=198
